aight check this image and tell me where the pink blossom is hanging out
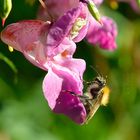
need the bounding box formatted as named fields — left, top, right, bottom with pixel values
left=43, top=61, right=86, bottom=124
left=1, top=0, right=90, bottom=124
left=0, top=0, right=118, bottom=124
left=78, top=0, right=118, bottom=51
left=86, top=16, right=118, bottom=51
left=1, top=20, right=87, bottom=124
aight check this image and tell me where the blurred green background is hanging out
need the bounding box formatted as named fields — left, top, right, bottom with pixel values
left=0, top=0, right=140, bottom=140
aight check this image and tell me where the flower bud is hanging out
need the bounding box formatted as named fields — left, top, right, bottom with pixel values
left=87, top=0, right=102, bottom=24
left=0, top=0, right=12, bottom=26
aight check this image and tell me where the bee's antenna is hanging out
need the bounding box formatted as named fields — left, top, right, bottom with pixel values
left=89, top=65, right=103, bottom=77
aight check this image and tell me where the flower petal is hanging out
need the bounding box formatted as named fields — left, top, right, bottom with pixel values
left=43, top=66, right=86, bottom=124
left=1, top=20, right=51, bottom=70
left=1, top=20, right=45, bottom=51
left=37, top=5, right=51, bottom=21
left=43, top=68, right=63, bottom=109
left=44, top=37, right=76, bottom=58
left=86, top=16, right=118, bottom=51
left=57, top=58, right=86, bottom=80
left=43, top=0, right=79, bottom=19
left=42, top=5, right=82, bottom=57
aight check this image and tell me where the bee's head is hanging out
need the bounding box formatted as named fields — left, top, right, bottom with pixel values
left=95, top=76, right=106, bottom=87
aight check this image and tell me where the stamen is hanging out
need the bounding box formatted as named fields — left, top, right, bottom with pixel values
left=70, top=18, right=87, bottom=39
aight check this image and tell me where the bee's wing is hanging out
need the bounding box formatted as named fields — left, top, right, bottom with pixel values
left=84, top=91, right=103, bottom=124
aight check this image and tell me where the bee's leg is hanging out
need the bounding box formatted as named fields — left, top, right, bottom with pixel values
left=86, top=100, right=93, bottom=107
left=67, top=91, right=95, bottom=107
left=63, top=90, right=91, bottom=105
left=69, top=91, right=94, bottom=107
left=62, top=90, right=88, bottom=98
left=83, top=79, right=93, bottom=86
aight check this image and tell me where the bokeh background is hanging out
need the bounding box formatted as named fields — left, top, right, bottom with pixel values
left=0, top=0, right=140, bottom=140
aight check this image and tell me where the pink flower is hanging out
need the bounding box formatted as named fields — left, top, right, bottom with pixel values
left=43, top=61, right=86, bottom=124
left=0, top=0, right=118, bottom=124
left=1, top=19, right=87, bottom=124
left=1, top=0, right=91, bottom=124
left=86, top=16, right=118, bottom=51
left=78, top=0, right=118, bottom=51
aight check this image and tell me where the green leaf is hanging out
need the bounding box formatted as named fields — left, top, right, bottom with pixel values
left=0, top=52, right=18, bottom=83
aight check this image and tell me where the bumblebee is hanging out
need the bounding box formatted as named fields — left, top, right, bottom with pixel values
left=83, top=76, right=110, bottom=124
left=69, top=75, right=110, bottom=124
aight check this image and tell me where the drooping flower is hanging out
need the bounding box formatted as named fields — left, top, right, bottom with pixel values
left=0, top=0, right=91, bottom=124
left=0, top=0, right=118, bottom=124
left=38, top=0, right=118, bottom=51
left=1, top=19, right=87, bottom=124
left=86, top=16, right=118, bottom=51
